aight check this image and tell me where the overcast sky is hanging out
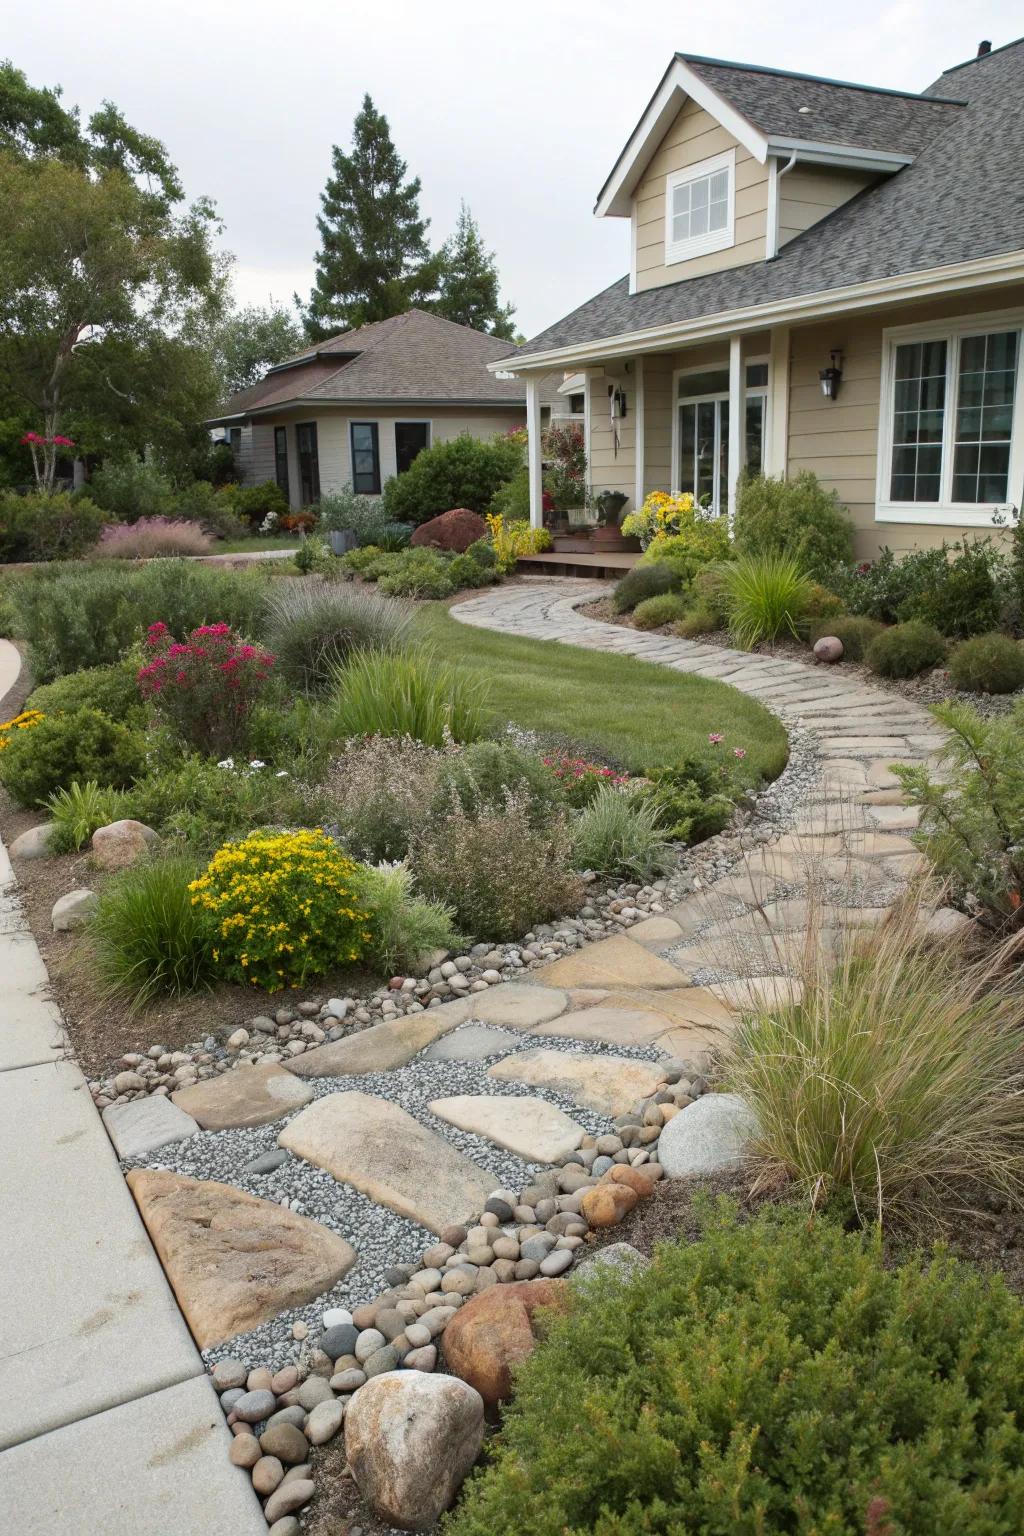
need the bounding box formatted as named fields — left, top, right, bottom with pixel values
left=11, top=2, right=1021, bottom=339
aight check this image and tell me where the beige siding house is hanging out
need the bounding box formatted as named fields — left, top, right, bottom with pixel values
left=501, top=41, right=1024, bottom=558
left=210, top=310, right=533, bottom=509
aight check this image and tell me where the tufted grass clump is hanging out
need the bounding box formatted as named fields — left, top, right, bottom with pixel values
left=446, top=1200, right=1024, bottom=1536
left=328, top=648, right=489, bottom=747
left=719, top=551, right=815, bottom=648
left=47, top=780, right=131, bottom=854
left=87, top=855, right=217, bottom=1012
left=266, top=577, right=411, bottom=696
left=571, top=783, right=672, bottom=879
left=353, top=860, right=461, bottom=975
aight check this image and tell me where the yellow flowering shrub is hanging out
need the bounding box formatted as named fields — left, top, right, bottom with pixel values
left=189, top=829, right=372, bottom=991
left=622, top=490, right=701, bottom=548
left=486, top=513, right=552, bottom=572
left=0, top=709, right=44, bottom=752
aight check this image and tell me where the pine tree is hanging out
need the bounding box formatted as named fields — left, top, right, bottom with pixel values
left=434, top=202, right=517, bottom=339
left=302, top=95, right=438, bottom=340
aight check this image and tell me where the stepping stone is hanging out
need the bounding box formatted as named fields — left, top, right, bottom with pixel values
left=708, top=976, right=803, bottom=1012
left=844, top=831, right=914, bottom=858
left=102, top=1095, right=200, bottom=1159
left=536, top=994, right=731, bottom=1051
left=422, top=1024, right=519, bottom=1062
left=626, top=915, right=684, bottom=946
left=279, top=1092, right=494, bottom=1235
left=867, top=761, right=902, bottom=789
left=532, top=933, right=687, bottom=991
left=286, top=998, right=471, bottom=1077
left=658, top=1093, right=758, bottom=1178
left=487, top=1048, right=666, bottom=1117
left=429, top=1095, right=585, bottom=1163
left=172, top=1062, right=312, bottom=1129
left=866, top=805, right=920, bottom=829
left=468, top=983, right=568, bottom=1028
left=126, top=1169, right=356, bottom=1349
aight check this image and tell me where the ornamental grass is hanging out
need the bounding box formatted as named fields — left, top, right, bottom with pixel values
left=87, top=855, right=217, bottom=1012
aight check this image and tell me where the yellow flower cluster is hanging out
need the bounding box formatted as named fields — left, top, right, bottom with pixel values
left=0, top=709, right=44, bottom=753
left=486, top=513, right=552, bottom=572
left=622, top=491, right=699, bottom=549
left=189, top=828, right=371, bottom=993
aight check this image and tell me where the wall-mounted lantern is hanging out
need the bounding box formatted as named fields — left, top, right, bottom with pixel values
left=819, top=350, right=843, bottom=400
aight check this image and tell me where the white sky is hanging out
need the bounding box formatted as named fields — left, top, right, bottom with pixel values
left=9, top=1, right=1021, bottom=338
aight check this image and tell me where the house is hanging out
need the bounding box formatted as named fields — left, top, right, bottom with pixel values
left=498, top=38, right=1024, bottom=559
left=209, top=309, right=544, bottom=508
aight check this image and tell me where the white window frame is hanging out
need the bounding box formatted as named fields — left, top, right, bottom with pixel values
left=665, top=149, right=736, bottom=267
left=670, top=356, right=770, bottom=513
left=876, top=308, right=1024, bottom=527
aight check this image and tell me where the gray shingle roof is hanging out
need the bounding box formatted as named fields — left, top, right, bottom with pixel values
left=522, top=40, right=1024, bottom=357
left=215, top=310, right=524, bottom=419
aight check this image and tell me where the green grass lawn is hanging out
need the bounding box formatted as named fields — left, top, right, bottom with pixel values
left=213, top=534, right=301, bottom=554
left=412, top=603, right=789, bottom=781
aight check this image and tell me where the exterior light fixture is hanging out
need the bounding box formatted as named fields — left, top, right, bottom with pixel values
left=819, top=350, right=843, bottom=400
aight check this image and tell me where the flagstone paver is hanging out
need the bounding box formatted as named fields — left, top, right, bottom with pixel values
left=531, top=932, right=692, bottom=990
left=464, top=982, right=569, bottom=1028
left=422, top=1024, right=522, bottom=1061
left=287, top=997, right=471, bottom=1076
left=429, top=1094, right=585, bottom=1163
left=102, top=1095, right=200, bottom=1159
left=171, top=1060, right=313, bottom=1129
left=487, top=1047, right=668, bottom=1117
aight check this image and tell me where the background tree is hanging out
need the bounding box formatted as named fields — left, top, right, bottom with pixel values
left=214, top=301, right=305, bottom=395
left=302, top=95, right=439, bottom=340
left=434, top=202, right=516, bottom=339
left=0, top=61, right=226, bottom=489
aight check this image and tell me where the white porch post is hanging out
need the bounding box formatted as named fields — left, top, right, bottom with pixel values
left=768, top=325, right=790, bottom=478
left=526, top=376, right=543, bottom=530
left=633, top=355, right=645, bottom=510
left=727, top=335, right=744, bottom=531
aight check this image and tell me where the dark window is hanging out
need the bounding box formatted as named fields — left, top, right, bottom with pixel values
left=568, top=393, right=585, bottom=414
left=228, top=426, right=242, bottom=456
left=395, top=421, right=430, bottom=476
left=295, top=422, right=320, bottom=505
left=274, top=427, right=289, bottom=497
left=350, top=421, right=381, bottom=494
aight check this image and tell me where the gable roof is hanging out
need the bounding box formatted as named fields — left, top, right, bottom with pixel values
left=521, top=38, right=1024, bottom=361
left=213, top=309, right=524, bottom=421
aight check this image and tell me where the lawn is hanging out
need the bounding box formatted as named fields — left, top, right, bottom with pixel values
left=212, top=534, right=302, bottom=554
left=412, top=603, right=789, bottom=780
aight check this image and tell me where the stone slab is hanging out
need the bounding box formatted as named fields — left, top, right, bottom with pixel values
left=467, top=983, right=568, bottom=1028
left=429, top=1094, right=584, bottom=1163
left=532, top=933, right=688, bottom=991
left=535, top=995, right=731, bottom=1051
left=0, top=1060, right=201, bottom=1451
left=279, top=1091, right=494, bottom=1235
left=621, top=915, right=683, bottom=946
left=487, top=1048, right=666, bottom=1117
left=0, top=1374, right=265, bottom=1535
left=286, top=999, right=471, bottom=1078
left=172, top=1061, right=312, bottom=1129
left=127, top=1169, right=356, bottom=1350
left=422, top=1024, right=520, bottom=1062
left=0, top=930, right=67, bottom=1069
left=103, top=1095, right=200, bottom=1159
left=708, top=976, right=804, bottom=1012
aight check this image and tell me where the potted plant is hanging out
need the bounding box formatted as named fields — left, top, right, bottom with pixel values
left=593, top=490, right=630, bottom=547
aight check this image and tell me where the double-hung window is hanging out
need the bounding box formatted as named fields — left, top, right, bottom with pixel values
left=665, top=149, right=735, bottom=266
left=350, top=422, right=381, bottom=495
left=880, top=318, right=1023, bottom=524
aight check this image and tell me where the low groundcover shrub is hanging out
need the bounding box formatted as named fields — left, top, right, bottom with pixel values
left=0, top=705, right=144, bottom=808
left=446, top=1201, right=1024, bottom=1536
left=866, top=619, right=946, bottom=678
left=948, top=631, right=1024, bottom=694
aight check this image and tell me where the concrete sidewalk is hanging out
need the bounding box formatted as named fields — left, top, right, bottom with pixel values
left=0, top=639, right=263, bottom=1533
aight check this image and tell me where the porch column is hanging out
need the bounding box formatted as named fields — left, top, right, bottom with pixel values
left=727, top=335, right=744, bottom=531
left=526, top=375, right=543, bottom=529
left=768, top=325, right=790, bottom=477
left=633, top=355, right=645, bottom=509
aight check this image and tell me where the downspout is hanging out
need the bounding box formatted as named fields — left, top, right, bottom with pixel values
left=766, top=151, right=797, bottom=261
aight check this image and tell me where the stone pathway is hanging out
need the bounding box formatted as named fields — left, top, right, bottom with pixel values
left=0, top=640, right=264, bottom=1534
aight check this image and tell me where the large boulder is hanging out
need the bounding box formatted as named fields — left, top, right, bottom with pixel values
left=657, top=1092, right=758, bottom=1178
left=91, top=818, right=159, bottom=870
left=10, top=823, right=55, bottom=859
left=441, top=1278, right=569, bottom=1405
left=51, top=888, right=98, bottom=931
left=343, top=1371, right=485, bottom=1531
left=409, top=507, right=487, bottom=553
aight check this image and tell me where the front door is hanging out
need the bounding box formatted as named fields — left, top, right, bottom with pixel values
left=295, top=422, right=320, bottom=505
left=676, top=362, right=768, bottom=515
left=395, top=421, right=430, bottom=475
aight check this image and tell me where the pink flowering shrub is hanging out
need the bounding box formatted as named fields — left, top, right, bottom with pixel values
left=543, top=753, right=630, bottom=809
left=94, top=517, right=214, bottom=560
left=137, top=622, right=274, bottom=756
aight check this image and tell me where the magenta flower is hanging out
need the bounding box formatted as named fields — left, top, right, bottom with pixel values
left=708, top=732, right=724, bottom=745
left=733, top=747, right=747, bottom=759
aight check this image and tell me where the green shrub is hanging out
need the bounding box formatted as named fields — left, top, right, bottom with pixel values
left=329, top=648, right=488, bottom=746
left=948, top=632, right=1024, bottom=694
left=413, top=789, right=581, bottom=941
left=806, top=613, right=886, bottom=661
left=448, top=552, right=498, bottom=591
left=0, top=490, right=106, bottom=562
left=124, top=757, right=325, bottom=853
left=895, top=701, right=1024, bottom=930
left=326, top=736, right=445, bottom=863
left=86, top=855, right=216, bottom=1012
left=720, top=552, right=815, bottom=648
left=571, top=784, right=671, bottom=879
left=338, top=543, right=392, bottom=578
left=46, top=780, right=131, bottom=854
left=174, top=479, right=245, bottom=538
left=431, top=740, right=555, bottom=827
left=632, top=591, right=691, bottom=630
left=315, top=485, right=387, bottom=544
left=802, top=581, right=846, bottom=625
left=899, top=538, right=1004, bottom=637
left=612, top=562, right=682, bottom=613
left=88, top=458, right=175, bottom=521
left=639, top=517, right=731, bottom=582
left=378, top=521, right=415, bottom=551
left=670, top=602, right=720, bottom=638
left=219, top=480, right=290, bottom=527
left=267, top=578, right=410, bottom=696
left=487, top=465, right=531, bottom=523
left=11, top=559, right=275, bottom=681
left=866, top=619, right=946, bottom=678
left=447, top=1202, right=1024, bottom=1536
left=27, top=659, right=144, bottom=722
left=734, top=470, right=855, bottom=581
left=466, top=537, right=498, bottom=570
left=292, top=532, right=335, bottom=577
left=382, top=432, right=523, bottom=526
left=352, top=860, right=460, bottom=974
left=732, top=890, right=1024, bottom=1225
left=640, top=756, right=740, bottom=843
left=376, top=547, right=456, bottom=599
left=0, top=707, right=145, bottom=808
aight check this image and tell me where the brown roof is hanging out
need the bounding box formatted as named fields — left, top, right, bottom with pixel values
left=212, top=310, right=524, bottom=420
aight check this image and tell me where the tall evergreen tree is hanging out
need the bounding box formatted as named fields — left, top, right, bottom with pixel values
left=303, top=95, right=438, bottom=340
left=434, top=202, right=516, bottom=339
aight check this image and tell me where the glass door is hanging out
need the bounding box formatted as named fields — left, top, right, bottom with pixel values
left=676, top=362, right=768, bottom=515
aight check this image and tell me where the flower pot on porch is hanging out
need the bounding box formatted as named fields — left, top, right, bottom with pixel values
left=328, top=529, right=357, bottom=555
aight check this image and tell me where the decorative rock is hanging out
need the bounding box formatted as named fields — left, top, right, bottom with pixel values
left=355, top=1327, right=386, bottom=1362
left=91, top=818, right=158, bottom=869
left=263, top=1479, right=315, bottom=1524
left=51, top=887, right=97, bottom=931
left=575, top=1242, right=651, bottom=1283
left=171, top=1062, right=312, bottom=1130
left=306, top=1398, right=345, bottom=1445
left=418, top=1305, right=457, bottom=1337
left=232, top=1389, right=276, bottom=1424
left=11, top=823, right=55, bottom=860
left=320, top=1322, right=358, bottom=1359
left=364, top=1343, right=400, bottom=1377
left=657, top=1092, right=758, bottom=1178
left=403, top=1344, right=438, bottom=1371
left=606, top=1164, right=656, bottom=1198
left=296, top=1375, right=335, bottom=1410
left=813, top=635, right=844, bottom=663
left=344, top=1372, right=485, bottom=1530
left=440, top=1223, right=468, bottom=1249
left=212, top=1358, right=247, bottom=1392
left=243, top=1148, right=292, bottom=1176
left=270, top=1367, right=299, bottom=1395
left=322, top=1306, right=354, bottom=1329
left=442, top=1279, right=570, bottom=1405
left=229, top=1434, right=262, bottom=1468
left=125, top=1169, right=356, bottom=1348
left=539, top=1248, right=574, bottom=1277
left=252, top=1455, right=285, bottom=1495
left=102, top=1096, right=199, bottom=1159
left=330, top=1367, right=367, bottom=1392
left=267, top=1522, right=300, bottom=1536
left=580, top=1184, right=638, bottom=1228
left=259, top=1422, right=309, bottom=1465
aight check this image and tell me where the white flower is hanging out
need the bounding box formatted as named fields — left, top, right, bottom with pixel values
left=216, top=757, right=235, bottom=770
left=249, top=759, right=266, bottom=770
left=275, top=770, right=289, bottom=778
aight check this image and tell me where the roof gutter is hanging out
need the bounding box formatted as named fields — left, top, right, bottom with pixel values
left=489, top=250, right=1024, bottom=374
left=206, top=395, right=528, bottom=426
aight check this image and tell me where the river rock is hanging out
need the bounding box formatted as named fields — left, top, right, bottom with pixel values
left=657, top=1091, right=758, bottom=1177
left=441, top=1279, right=569, bottom=1405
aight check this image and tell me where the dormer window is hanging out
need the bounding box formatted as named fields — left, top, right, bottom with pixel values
left=665, top=149, right=735, bottom=265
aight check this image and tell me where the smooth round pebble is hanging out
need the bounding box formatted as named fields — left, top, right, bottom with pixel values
left=264, top=1480, right=315, bottom=1523
left=404, top=1323, right=431, bottom=1349
left=228, top=1436, right=261, bottom=1469
left=252, top=1455, right=284, bottom=1496
left=539, top=1249, right=574, bottom=1277
left=212, top=1359, right=247, bottom=1392
left=259, top=1423, right=309, bottom=1465
left=354, top=1328, right=386, bottom=1363
left=329, top=1367, right=367, bottom=1392
left=231, top=1389, right=276, bottom=1424
left=296, top=1376, right=334, bottom=1411
left=306, top=1399, right=345, bottom=1445
left=321, top=1307, right=353, bottom=1330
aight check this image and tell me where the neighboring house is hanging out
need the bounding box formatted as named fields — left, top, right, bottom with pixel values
left=499, top=39, right=1024, bottom=558
left=209, top=309, right=546, bottom=508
